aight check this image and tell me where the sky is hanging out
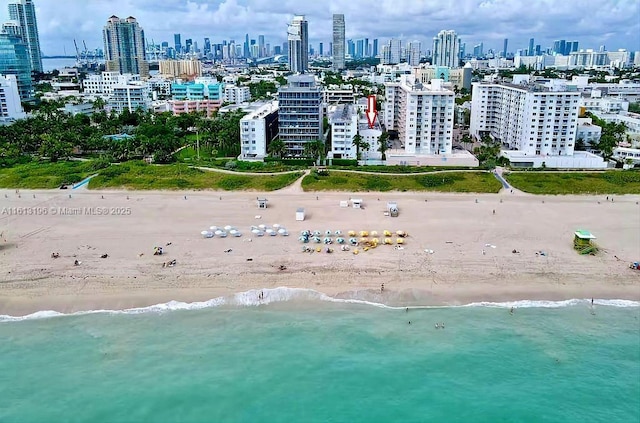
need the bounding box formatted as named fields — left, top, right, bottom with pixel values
left=2, top=0, right=639, bottom=56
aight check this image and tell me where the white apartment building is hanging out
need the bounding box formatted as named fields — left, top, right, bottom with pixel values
left=239, top=100, right=279, bottom=160
left=580, top=96, right=629, bottom=114
left=109, top=82, right=151, bottom=113
left=224, top=84, right=251, bottom=104
left=576, top=118, right=602, bottom=146
left=384, top=76, right=455, bottom=155
left=323, top=85, right=356, bottom=105
left=595, top=111, right=640, bottom=143
left=328, top=104, right=358, bottom=159
left=83, top=72, right=140, bottom=96
left=470, top=81, right=581, bottom=157
left=0, top=74, right=26, bottom=123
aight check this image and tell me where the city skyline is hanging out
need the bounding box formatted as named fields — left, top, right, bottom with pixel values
left=0, top=0, right=638, bottom=57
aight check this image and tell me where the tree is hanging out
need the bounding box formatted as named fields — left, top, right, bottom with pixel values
left=377, top=131, right=389, bottom=160
left=352, top=132, right=370, bottom=161
left=461, top=134, right=472, bottom=151
left=39, top=133, right=73, bottom=162
left=473, top=134, right=502, bottom=168
left=268, top=138, right=286, bottom=158
left=575, top=137, right=586, bottom=151
left=304, top=139, right=326, bottom=162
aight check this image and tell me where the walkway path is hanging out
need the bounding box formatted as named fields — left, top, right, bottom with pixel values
left=194, top=166, right=304, bottom=176
left=277, top=170, right=310, bottom=194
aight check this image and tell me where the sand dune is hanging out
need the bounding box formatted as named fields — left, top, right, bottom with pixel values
left=1, top=188, right=639, bottom=315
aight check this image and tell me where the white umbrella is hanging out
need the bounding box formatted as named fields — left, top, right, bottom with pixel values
left=251, top=228, right=260, bottom=234
left=214, top=230, right=223, bottom=235
left=224, top=225, right=233, bottom=231
left=273, top=223, right=281, bottom=229
left=259, top=224, right=267, bottom=230
left=218, top=231, right=228, bottom=238
left=209, top=226, right=218, bottom=231
left=232, top=231, right=242, bottom=237
left=278, top=228, right=288, bottom=235
left=229, top=229, right=238, bottom=235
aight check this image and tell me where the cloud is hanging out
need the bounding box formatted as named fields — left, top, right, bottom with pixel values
left=1, top=0, right=637, bottom=55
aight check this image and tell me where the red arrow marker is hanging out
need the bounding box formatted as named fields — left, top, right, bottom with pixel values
left=366, top=95, right=377, bottom=129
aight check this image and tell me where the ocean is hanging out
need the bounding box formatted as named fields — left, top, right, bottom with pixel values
left=1, top=289, right=638, bottom=423
left=42, top=58, right=79, bottom=72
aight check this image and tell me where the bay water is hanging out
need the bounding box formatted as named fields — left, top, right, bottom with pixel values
left=1, top=289, right=639, bottom=423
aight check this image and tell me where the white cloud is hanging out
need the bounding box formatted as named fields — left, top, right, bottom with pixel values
left=1, top=0, right=637, bottom=55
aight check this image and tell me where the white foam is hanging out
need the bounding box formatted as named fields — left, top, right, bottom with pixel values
left=1, top=290, right=637, bottom=322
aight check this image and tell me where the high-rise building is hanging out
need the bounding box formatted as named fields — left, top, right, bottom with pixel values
left=356, top=39, right=364, bottom=59
left=570, top=41, right=579, bottom=53
left=0, top=74, right=26, bottom=122
left=470, top=81, right=580, bottom=157
left=278, top=74, right=323, bottom=156
left=432, top=30, right=460, bottom=68
left=258, top=35, right=265, bottom=57
left=103, top=16, right=149, bottom=78
left=503, top=38, right=508, bottom=58
left=384, top=76, right=455, bottom=155
left=386, top=39, right=401, bottom=64
left=373, top=39, right=379, bottom=57
left=7, top=0, right=42, bottom=73
left=185, top=39, right=193, bottom=53
left=347, top=39, right=355, bottom=58
left=319, top=42, right=323, bottom=57
left=174, top=34, right=181, bottom=53
left=204, top=38, right=211, bottom=56
left=244, top=34, right=250, bottom=58
left=528, top=38, right=534, bottom=56
left=332, top=14, right=345, bottom=71
left=473, top=43, right=484, bottom=58
left=0, top=24, right=33, bottom=100
left=407, top=41, right=421, bottom=66
left=287, top=15, right=308, bottom=73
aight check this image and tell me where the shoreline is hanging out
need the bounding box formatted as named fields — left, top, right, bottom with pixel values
left=1, top=188, right=639, bottom=317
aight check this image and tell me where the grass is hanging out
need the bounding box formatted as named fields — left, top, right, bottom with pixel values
left=0, top=160, right=97, bottom=189
left=329, top=164, right=478, bottom=173
left=88, top=161, right=302, bottom=191
left=177, top=147, right=307, bottom=173
left=301, top=171, right=502, bottom=193
left=505, top=171, right=640, bottom=195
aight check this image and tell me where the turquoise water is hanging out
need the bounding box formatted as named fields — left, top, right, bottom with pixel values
left=1, top=291, right=639, bottom=423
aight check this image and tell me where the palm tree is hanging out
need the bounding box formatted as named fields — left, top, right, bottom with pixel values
left=304, top=139, right=326, bottom=163
left=377, top=131, right=389, bottom=161
left=352, top=132, right=369, bottom=161
left=268, top=138, right=286, bottom=158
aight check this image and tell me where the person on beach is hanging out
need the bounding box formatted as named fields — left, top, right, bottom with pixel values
left=591, top=298, right=594, bottom=306
left=381, top=283, right=385, bottom=293
left=510, top=307, right=514, bottom=315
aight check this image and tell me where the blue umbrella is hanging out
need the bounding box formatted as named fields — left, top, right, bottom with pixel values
left=336, top=237, right=345, bottom=244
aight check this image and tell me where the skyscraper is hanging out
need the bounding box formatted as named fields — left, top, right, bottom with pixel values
left=389, top=39, right=402, bottom=64
left=287, top=15, right=308, bottom=73
left=244, top=34, right=250, bottom=58
left=503, top=38, right=508, bottom=58
left=319, top=42, right=323, bottom=56
left=332, top=14, right=345, bottom=71
left=204, top=38, right=211, bottom=56
left=258, top=35, right=265, bottom=57
left=432, top=30, right=460, bottom=68
left=174, top=33, right=181, bottom=53
left=103, top=16, right=149, bottom=78
left=0, top=23, right=33, bottom=99
left=8, top=0, right=42, bottom=73
left=528, top=38, right=534, bottom=56
left=407, top=41, right=421, bottom=66
left=278, top=74, right=323, bottom=156
left=373, top=39, right=379, bottom=58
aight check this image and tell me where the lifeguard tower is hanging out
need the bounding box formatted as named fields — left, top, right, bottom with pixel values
left=574, top=230, right=598, bottom=255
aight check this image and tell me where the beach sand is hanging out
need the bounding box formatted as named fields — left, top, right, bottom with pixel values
left=1, top=187, right=639, bottom=315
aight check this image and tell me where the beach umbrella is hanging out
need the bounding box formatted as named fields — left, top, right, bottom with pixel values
left=383, top=230, right=392, bottom=237
left=325, top=230, right=332, bottom=236
left=215, top=230, right=223, bottom=235
left=396, top=238, right=404, bottom=244
left=266, top=228, right=274, bottom=234
left=301, top=230, right=310, bottom=236
left=224, top=225, right=233, bottom=231
left=259, top=224, right=267, bottom=230
left=209, top=226, right=218, bottom=231
left=273, top=223, right=281, bottom=229
left=384, top=238, right=392, bottom=245
left=336, top=237, right=345, bottom=244
left=313, top=236, right=322, bottom=243
left=201, top=230, right=213, bottom=238
left=359, top=237, right=369, bottom=244
left=313, top=230, right=321, bottom=237
left=348, top=230, right=357, bottom=237
left=371, top=238, right=380, bottom=245
left=232, top=231, right=242, bottom=237
left=335, top=230, right=342, bottom=235
left=371, top=230, right=378, bottom=237
left=298, top=236, right=309, bottom=243
left=324, top=237, right=332, bottom=244
left=349, top=237, right=358, bottom=245
left=278, top=228, right=288, bottom=235
left=359, top=231, right=369, bottom=237
left=396, top=230, right=407, bottom=237
left=219, top=231, right=228, bottom=238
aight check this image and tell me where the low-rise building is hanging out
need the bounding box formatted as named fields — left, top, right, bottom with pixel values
left=169, top=99, right=221, bottom=118
left=576, top=118, right=602, bottom=146
left=323, top=85, right=355, bottom=105
left=239, top=100, right=279, bottom=160
left=83, top=72, right=140, bottom=96
left=109, top=82, right=151, bottom=113
left=224, top=84, right=251, bottom=104
left=413, top=64, right=472, bottom=91
left=159, top=59, right=202, bottom=79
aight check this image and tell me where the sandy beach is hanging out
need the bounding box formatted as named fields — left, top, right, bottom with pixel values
left=1, top=185, right=639, bottom=316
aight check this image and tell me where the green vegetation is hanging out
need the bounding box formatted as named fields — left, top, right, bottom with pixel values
left=301, top=171, right=501, bottom=193
left=505, top=171, right=640, bottom=194
left=628, top=102, right=640, bottom=114
left=474, top=135, right=509, bottom=169
left=586, top=113, right=627, bottom=159
left=88, top=161, right=302, bottom=191
left=0, top=160, right=97, bottom=189
left=247, top=81, right=277, bottom=99
left=327, top=164, right=476, bottom=173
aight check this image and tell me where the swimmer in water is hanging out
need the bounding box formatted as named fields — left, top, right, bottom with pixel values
left=510, top=307, right=514, bottom=315
left=435, top=323, right=440, bottom=329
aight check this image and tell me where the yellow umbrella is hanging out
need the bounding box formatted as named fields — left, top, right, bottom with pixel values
left=359, top=231, right=369, bottom=237
left=348, top=230, right=357, bottom=237
left=370, top=230, right=378, bottom=237
left=396, top=238, right=404, bottom=244
left=371, top=238, right=380, bottom=245
left=384, top=238, right=393, bottom=245
left=383, top=230, right=392, bottom=237
left=359, top=237, right=369, bottom=244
